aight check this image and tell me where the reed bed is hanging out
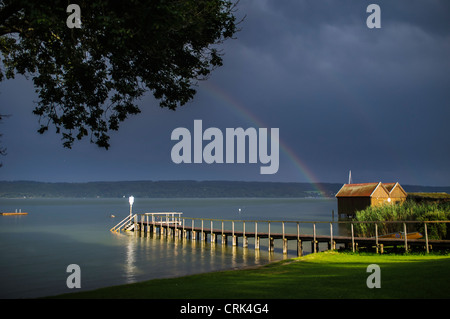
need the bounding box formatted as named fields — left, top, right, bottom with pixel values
left=354, top=200, right=450, bottom=239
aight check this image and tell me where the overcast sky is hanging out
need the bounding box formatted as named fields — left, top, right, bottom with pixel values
left=1, top=0, right=449, bottom=186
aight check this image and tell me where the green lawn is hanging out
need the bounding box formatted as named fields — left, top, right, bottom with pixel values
left=49, top=251, right=450, bottom=299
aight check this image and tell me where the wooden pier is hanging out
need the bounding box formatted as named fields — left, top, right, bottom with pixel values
left=111, top=213, right=450, bottom=255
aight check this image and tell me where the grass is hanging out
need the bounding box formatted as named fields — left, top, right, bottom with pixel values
left=48, top=251, right=450, bottom=299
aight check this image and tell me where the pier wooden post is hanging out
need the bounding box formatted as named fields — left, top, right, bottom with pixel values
left=351, top=223, right=355, bottom=253
left=296, top=222, right=302, bottom=256
left=313, top=223, right=317, bottom=253
left=232, top=221, right=237, bottom=246
left=267, top=221, right=274, bottom=252
left=233, top=236, right=238, bottom=246
left=174, top=216, right=177, bottom=238
left=148, top=215, right=152, bottom=237
left=201, top=220, right=205, bottom=241
left=268, top=237, right=274, bottom=252
left=243, top=221, right=248, bottom=248
left=221, top=221, right=226, bottom=245
left=375, top=223, right=379, bottom=253
left=282, top=221, right=287, bottom=254
left=186, top=220, right=190, bottom=239
left=142, top=215, right=147, bottom=237
left=164, top=215, right=168, bottom=237
left=232, top=221, right=234, bottom=238
left=283, top=238, right=288, bottom=254
left=143, top=215, right=146, bottom=235
left=165, top=215, right=169, bottom=237
left=192, top=220, right=196, bottom=241
left=255, top=222, right=259, bottom=250
left=311, top=241, right=317, bottom=253
left=403, top=222, right=408, bottom=252
left=210, top=220, right=213, bottom=242
left=329, top=223, right=333, bottom=251
left=297, top=239, right=303, bottom=257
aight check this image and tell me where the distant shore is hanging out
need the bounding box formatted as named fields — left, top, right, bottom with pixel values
left=1, top=180, right=449, bottom=199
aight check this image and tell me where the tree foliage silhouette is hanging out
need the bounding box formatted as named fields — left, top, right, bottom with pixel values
left=0, top=0, right=239, bottom=149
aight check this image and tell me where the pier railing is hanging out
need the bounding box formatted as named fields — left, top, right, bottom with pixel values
left=111, top=212, right=183, bottom=233
left=110, top=213, right=136, bottom=232
left=113, top=214, right=450, bottom=254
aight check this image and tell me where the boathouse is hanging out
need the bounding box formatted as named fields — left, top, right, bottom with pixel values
left=335, top=182, right=407, bottom=217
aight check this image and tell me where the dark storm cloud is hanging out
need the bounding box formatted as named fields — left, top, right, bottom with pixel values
left=0, top=1, right=449, bottom=185
left=208, top=0, right=450, bottom=184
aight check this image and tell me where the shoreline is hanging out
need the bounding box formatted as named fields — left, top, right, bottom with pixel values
left=45, top=251, right=450, bottom=299
left=43, top=254, right=290, bottom=299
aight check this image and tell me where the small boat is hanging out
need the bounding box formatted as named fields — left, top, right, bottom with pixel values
left=378, top=231, right=423, bottom=239
left=110, top=214, right=116, bottom=218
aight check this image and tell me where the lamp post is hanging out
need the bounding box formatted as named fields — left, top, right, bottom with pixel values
left=129, top=196, right=134, bottom=218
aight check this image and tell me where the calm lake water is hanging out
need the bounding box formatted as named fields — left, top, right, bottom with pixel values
left=0, top=197, right=338, bottom=299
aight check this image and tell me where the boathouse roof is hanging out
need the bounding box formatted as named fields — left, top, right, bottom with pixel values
left=335, top=182, right=388, bottom=197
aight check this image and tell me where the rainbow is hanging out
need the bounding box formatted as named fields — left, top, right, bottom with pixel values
left=201, top=82, right=329, bottom=197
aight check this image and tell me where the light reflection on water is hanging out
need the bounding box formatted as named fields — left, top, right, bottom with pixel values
left=125, top=239, right=137, bottom=283
left=0, top=197, right=337, bottom=298
left=117, top=230, right=284, bottom=286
